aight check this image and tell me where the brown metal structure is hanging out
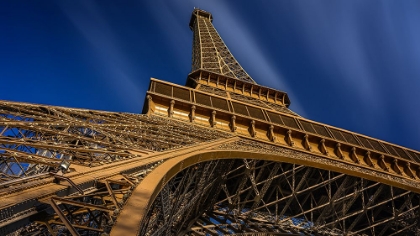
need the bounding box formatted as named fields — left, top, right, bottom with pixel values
left=1, top=8, right=420, bottom=236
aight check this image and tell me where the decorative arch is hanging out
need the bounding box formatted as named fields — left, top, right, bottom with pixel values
left=111, top=141, right=420, bottom=235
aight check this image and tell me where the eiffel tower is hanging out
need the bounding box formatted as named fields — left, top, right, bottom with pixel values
left=1, top=8, right=420, bottom=236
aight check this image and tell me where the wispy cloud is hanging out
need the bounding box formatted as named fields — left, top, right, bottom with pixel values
left=57, top=1, right=142, bottom=111
left=292, top=2, right=381, bottom=107
left=211, top=4, right=307, bottom=116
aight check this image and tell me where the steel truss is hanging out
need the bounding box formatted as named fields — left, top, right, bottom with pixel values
left=0, top=100, right=231, bottom=235
left=9, top=167, right=150, bottom=236
left=190, top=9, right=256, bottom=84
left=0, top=100, right=230, bottom=182
left=2, top=8, right=420, bottom=236
left=142, top=159, right=420, bottom=235
left=140, top=160, right=236, bottom=236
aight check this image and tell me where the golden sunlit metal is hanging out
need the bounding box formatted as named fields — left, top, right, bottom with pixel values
left=1, top=8, right=420, bottom=236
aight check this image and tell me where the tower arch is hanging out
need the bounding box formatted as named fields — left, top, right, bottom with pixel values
left=112, top=140, right=420, bottom=235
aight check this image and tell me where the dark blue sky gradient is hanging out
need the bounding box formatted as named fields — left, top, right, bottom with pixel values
left=1, top=1, right=419, bottom=150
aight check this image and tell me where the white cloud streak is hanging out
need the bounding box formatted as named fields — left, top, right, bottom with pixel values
left=57, top=1, right=142, bottom=111
left=292, top=2, right=381, bottom=105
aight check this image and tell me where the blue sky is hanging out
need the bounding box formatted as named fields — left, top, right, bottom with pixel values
left=1, top=1, right=419, bottom=151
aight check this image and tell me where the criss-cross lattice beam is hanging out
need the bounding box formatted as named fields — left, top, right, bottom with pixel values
left=127, top=139, right=420, bottom=235
left=0, top=100, right=233, bottom=235
left=184, top=160, right=420, bottom=235
left=190, top=9, right=256, bottom=84
left=0, top=101, right=231, bottom=184
left=139, top=160, right=234, bottom=236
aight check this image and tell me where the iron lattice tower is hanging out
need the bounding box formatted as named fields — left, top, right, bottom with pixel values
left=1, top=9, right=420, bottom=236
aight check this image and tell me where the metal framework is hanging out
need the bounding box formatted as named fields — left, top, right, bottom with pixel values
left=159, top=159, right=420, bottom=235
left=190, top=9, right=256, bottom=84
left=1, top=8, right=420, bottom=236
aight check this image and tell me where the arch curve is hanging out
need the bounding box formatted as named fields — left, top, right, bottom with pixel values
left=112, top=148, right=420, bottom=235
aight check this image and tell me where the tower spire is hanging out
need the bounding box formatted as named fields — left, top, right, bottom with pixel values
left=189, top=9, right=256, bottom=84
